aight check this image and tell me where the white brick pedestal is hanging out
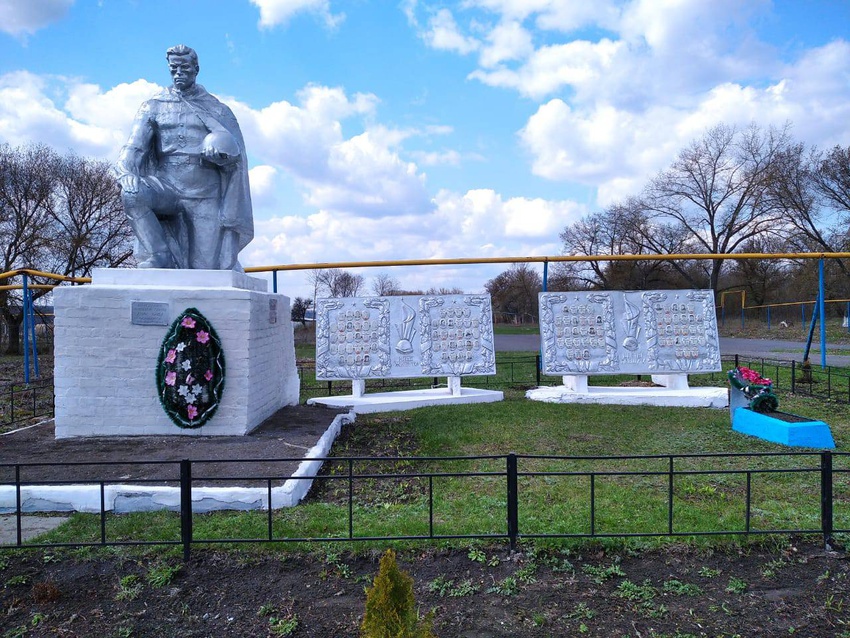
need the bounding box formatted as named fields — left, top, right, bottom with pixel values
left=53, top=269, right=300, bottom=438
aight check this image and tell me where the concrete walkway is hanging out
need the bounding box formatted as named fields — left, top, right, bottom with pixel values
left=0, top=514, right=68, bottom=546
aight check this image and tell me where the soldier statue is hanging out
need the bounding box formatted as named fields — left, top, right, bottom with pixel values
left=114, top=44, right=253, bottom=270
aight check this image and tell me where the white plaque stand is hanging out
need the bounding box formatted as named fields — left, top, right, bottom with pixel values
left=651, top=374, right=690, bottom=390
left=53, top=268, right=300, bottom=438
left=309, top=375, right=501, bottom=414
left=562, top=375, right=589, bottom=393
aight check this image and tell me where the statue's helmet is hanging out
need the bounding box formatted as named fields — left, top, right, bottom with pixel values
left=202, top=130, right=240, bottom=165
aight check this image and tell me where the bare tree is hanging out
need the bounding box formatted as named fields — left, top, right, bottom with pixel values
left=643, top=123, right=791, bottom=293
left=311, top=268, right=365, bottom=298
left=372, top=272, right=400, bottom=296
left=0, top=144, right=133, bottom=353
left=425, top=286, right=463, bottom=295
left=485, top=263, right=542, bottom=323
left=0, top=144, right=59, bottom=354
left=559, top=199, right=694, bottom=290
left=728, top=236, right=793, bottom=306
left=47, top=153, right=134, bottom=278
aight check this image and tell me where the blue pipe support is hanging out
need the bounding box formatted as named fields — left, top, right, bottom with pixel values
left=22, top=274, right=29, bottom=384
left=29, top=286, right=39, bottom=379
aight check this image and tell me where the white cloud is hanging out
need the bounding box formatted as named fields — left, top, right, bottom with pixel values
left=434, top=188, right=583, bottom=243
left=229, top=86, right=433, bottom=218
left=519, top=38, right=850, bottom=206
left=465, top=0, right=619, bottom=31
left=307, top=128, right=431, bottom=216
left=64, top=79, right=161, bottom=133
left=479, top=20, right=534, bottom=68
left=471, top=37, right=624, bottom=100
left=0, top=71, right=130, bottom=156
left=409, top=149, right=462, bottom=166
left=249, top=0, right=343, bottom=29
left=0, top=0, right=73, bottom=37
left=424, top=8, right=480, bottom=54
left=244, top=187, right=580, bottom=299
left=248, top=165, right=279, bottom=209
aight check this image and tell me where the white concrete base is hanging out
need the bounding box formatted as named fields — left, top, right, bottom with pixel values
left=307, top=387, right=504, bottom=414
left=526, top=385, right=728, bottom=408
left=651, top=374, right=690, bottom=390
left=53, top=268, right=300, bottom=437
left=0, top=412, right=355, bottom=516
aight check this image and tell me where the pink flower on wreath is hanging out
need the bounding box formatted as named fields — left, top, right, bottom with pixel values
left=186, top=374, right=195, bottom=385
left=187, top=405, right=198, bottom=420
left=165, top=349, right=176, bottom=364
left=738, top=366, right=771, bottom=386
left=204, top=369, right=213, bottom=381
left=164, top=371, right=177, bottom=386
left=181, top=316, right=196, bottom=329
left=196, top=330, right=210, bottom=344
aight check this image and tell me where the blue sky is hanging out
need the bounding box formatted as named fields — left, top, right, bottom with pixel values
left=2, top=0, right=850, bottom=299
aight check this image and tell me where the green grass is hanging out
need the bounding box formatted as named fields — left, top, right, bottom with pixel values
left=23, top=391, right=850, bottom=552
left=493, top=323, right=540, bottom=335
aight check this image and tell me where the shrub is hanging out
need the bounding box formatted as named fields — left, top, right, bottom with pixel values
left=360, top=549, right=435, bottom=638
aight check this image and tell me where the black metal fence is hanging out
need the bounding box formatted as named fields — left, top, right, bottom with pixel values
left=728, top=354, right=850, bottom=405
left=298, top=353, right=850, bottom=403
left=2, top=451, right=846, bottom=560
left=3, top=353, right=850, bottom=429
left=0, top=376, right=54, bottom=430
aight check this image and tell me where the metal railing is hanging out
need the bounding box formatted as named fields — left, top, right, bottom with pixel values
left=0, top=376, right=54, bottom=430
left=4, top=352, right=850, bottom=430
left=2, top=451, right=845, bottom=560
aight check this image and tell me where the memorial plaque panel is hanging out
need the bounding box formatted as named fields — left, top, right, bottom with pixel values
left=130, top=301, right=169, bottom=326
left=539, top=290, right=721, bottom=375
left=316, top=294, right=496, bottom=380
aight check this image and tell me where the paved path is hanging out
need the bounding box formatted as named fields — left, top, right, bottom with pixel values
left=1, top=515, right=68, bottom=546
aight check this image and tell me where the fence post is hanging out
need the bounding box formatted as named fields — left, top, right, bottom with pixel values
left=536, top=354, right=541, bottom=387
left=791, top=360, right=796, bottom=394
left=506, top=454, right=518, bottom=552
left=821, top=451, right=834, bottom=551
left=15, top=465, right=22, bottom=547
left=734, top=354, right=739, bottom=369
left=180, top=459, right=192, bottom=561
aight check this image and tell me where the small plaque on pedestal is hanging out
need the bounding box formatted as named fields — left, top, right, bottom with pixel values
left=131, top=301, right=169, bottom=326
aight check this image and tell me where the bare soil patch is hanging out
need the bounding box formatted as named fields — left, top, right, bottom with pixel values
left=1, top=535, right=849, bottom=636
left=3, top=415, right=850, bottom=636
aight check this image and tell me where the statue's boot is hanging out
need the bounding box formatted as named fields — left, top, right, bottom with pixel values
left=138, top=252, right=173, bottom=268
left=128, top=209, right=173, bottom=268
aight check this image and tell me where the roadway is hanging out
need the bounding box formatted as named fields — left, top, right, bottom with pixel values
left=494, top=334, right=850, bottom=367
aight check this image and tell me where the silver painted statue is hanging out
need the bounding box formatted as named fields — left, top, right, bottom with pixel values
left=114, top=44, right=253, bottom=270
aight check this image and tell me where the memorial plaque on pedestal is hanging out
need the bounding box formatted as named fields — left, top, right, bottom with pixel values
left=315, top=294, right=496, bottom=380
left=539, top=289, right=721, bottom=375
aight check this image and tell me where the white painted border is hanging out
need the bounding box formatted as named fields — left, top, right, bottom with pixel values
left=0, top=412, right=355, bottom=515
